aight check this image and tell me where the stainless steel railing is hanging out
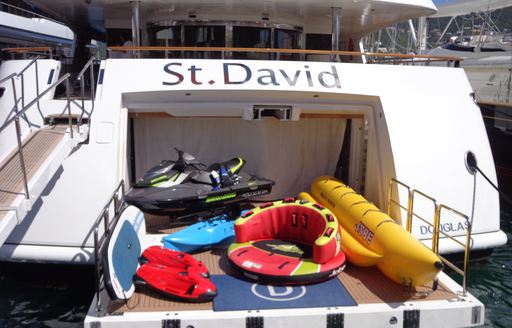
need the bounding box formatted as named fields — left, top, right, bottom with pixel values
left=388, top=178, right=472, bottom=296
left=0, top=72, right=74, bottom=200
left=92, top=181, right=126, bottom=312
left=0, top=56, right=98, bottom=201
left=76, top=56, right=97, bottom=135
left=16, top=57, right=43, bottom=122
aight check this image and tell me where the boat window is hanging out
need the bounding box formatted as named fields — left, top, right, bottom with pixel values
left=306, top=33, right=331, bottom=61
left=106, top=28, right=133, bottom=58
left=148, top=26, right=182, bottom=58
left=306, top=34, right=331, bottom=50
left=184, top=25, right=225, bottom=59
left=274, top=29, right=302, bottom=60
left=232, top=26, right=271, bottom=60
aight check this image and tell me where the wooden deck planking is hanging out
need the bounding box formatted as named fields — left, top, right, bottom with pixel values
left=0, top=125, right=67, bottom=221
left=109, top=214, right=457, bottom=314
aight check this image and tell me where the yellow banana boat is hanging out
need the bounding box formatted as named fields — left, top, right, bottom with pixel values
left=300, top=176, right=443, bottom=287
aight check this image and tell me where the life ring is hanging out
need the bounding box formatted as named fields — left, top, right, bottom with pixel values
left=227, top=198, right=346, bottom=284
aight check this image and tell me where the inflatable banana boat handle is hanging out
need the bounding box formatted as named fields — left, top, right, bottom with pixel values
left=300, top=176, right=443, bottom=287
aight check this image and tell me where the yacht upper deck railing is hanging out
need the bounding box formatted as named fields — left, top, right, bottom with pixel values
left=107, top=46, right=464, bottom=67
left=2, top=47, right=53, bottom=59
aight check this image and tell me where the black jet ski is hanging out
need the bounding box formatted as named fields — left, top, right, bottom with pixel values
left=125, top=149, right=274, bottom=216
left=132, top=148, right=205, bottom=188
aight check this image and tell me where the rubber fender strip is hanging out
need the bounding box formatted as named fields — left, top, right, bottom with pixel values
left=326, top=313, right=344, bottom=328
left=403, top=309, right=420, bottom=328
left=246, top=316, right=264, bottom=328
left=162, top=319, right=181, bottom=328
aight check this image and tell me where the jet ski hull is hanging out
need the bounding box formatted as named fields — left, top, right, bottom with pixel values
left=125, top=173, right=273, bottom=216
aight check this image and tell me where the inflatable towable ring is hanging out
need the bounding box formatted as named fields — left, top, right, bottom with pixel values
left=227, top=198, right=346, bottom=284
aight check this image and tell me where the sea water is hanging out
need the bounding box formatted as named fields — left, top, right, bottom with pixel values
left=0, top=200, right=511, bottom=327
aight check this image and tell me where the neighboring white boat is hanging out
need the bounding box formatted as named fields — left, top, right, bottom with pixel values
left=425, top=1, right=512, bottom=112
left=0, top=1, right=75, bottom=61
left=0, top=0, right=506, bottom=326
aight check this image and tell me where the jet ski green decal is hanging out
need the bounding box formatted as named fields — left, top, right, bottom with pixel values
left=205, top=192, right=236, bottom=203
left=150, top=172, right=179, bottom=187
left=150, top=175, right=168, bottom=184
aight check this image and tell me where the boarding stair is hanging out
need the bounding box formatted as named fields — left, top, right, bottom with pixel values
left=0, top=56, right=96, bottom=246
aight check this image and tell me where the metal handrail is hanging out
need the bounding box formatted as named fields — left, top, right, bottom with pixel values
left=0, top=73, right=71, bottom=134
left=92, top=181, right=126, bottom=312
left=0, top=73, right=16, bottom=85
left=387, top=178, right=411, bottom=224
left=0, top=72, right=75, bottom=201
left=16, top=57, right=42, bottom=120
left=76, top=56, right=96, bottom=132
left=433, top=205, right=472, bottom=296
left=410, top=190, right=437, bottom=246
left=387, top=178, right=473, bottom=296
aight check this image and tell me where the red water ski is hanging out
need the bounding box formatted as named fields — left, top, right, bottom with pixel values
left=135, top=263, right=217, bottom=302
left=141, top=245, right=209, bottom=277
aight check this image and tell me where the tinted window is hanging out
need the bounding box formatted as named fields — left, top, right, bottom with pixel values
left=274, top=29, right=302, bottom=60
left=233, top=26, right=271, bottom=60
left=184, top=26, right=225, bottom=58
left=306, top=33, right=331, bottom=50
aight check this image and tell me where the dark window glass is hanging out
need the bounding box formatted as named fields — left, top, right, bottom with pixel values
left=184, top=26, right=225, bottom=58
left=233, top=26, right=271, bottom=60
left=305, top=33, right=332, bottom=61
left=306, top=33, right=331, bottom=50
left=274, top=29, right=302, bottom=61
